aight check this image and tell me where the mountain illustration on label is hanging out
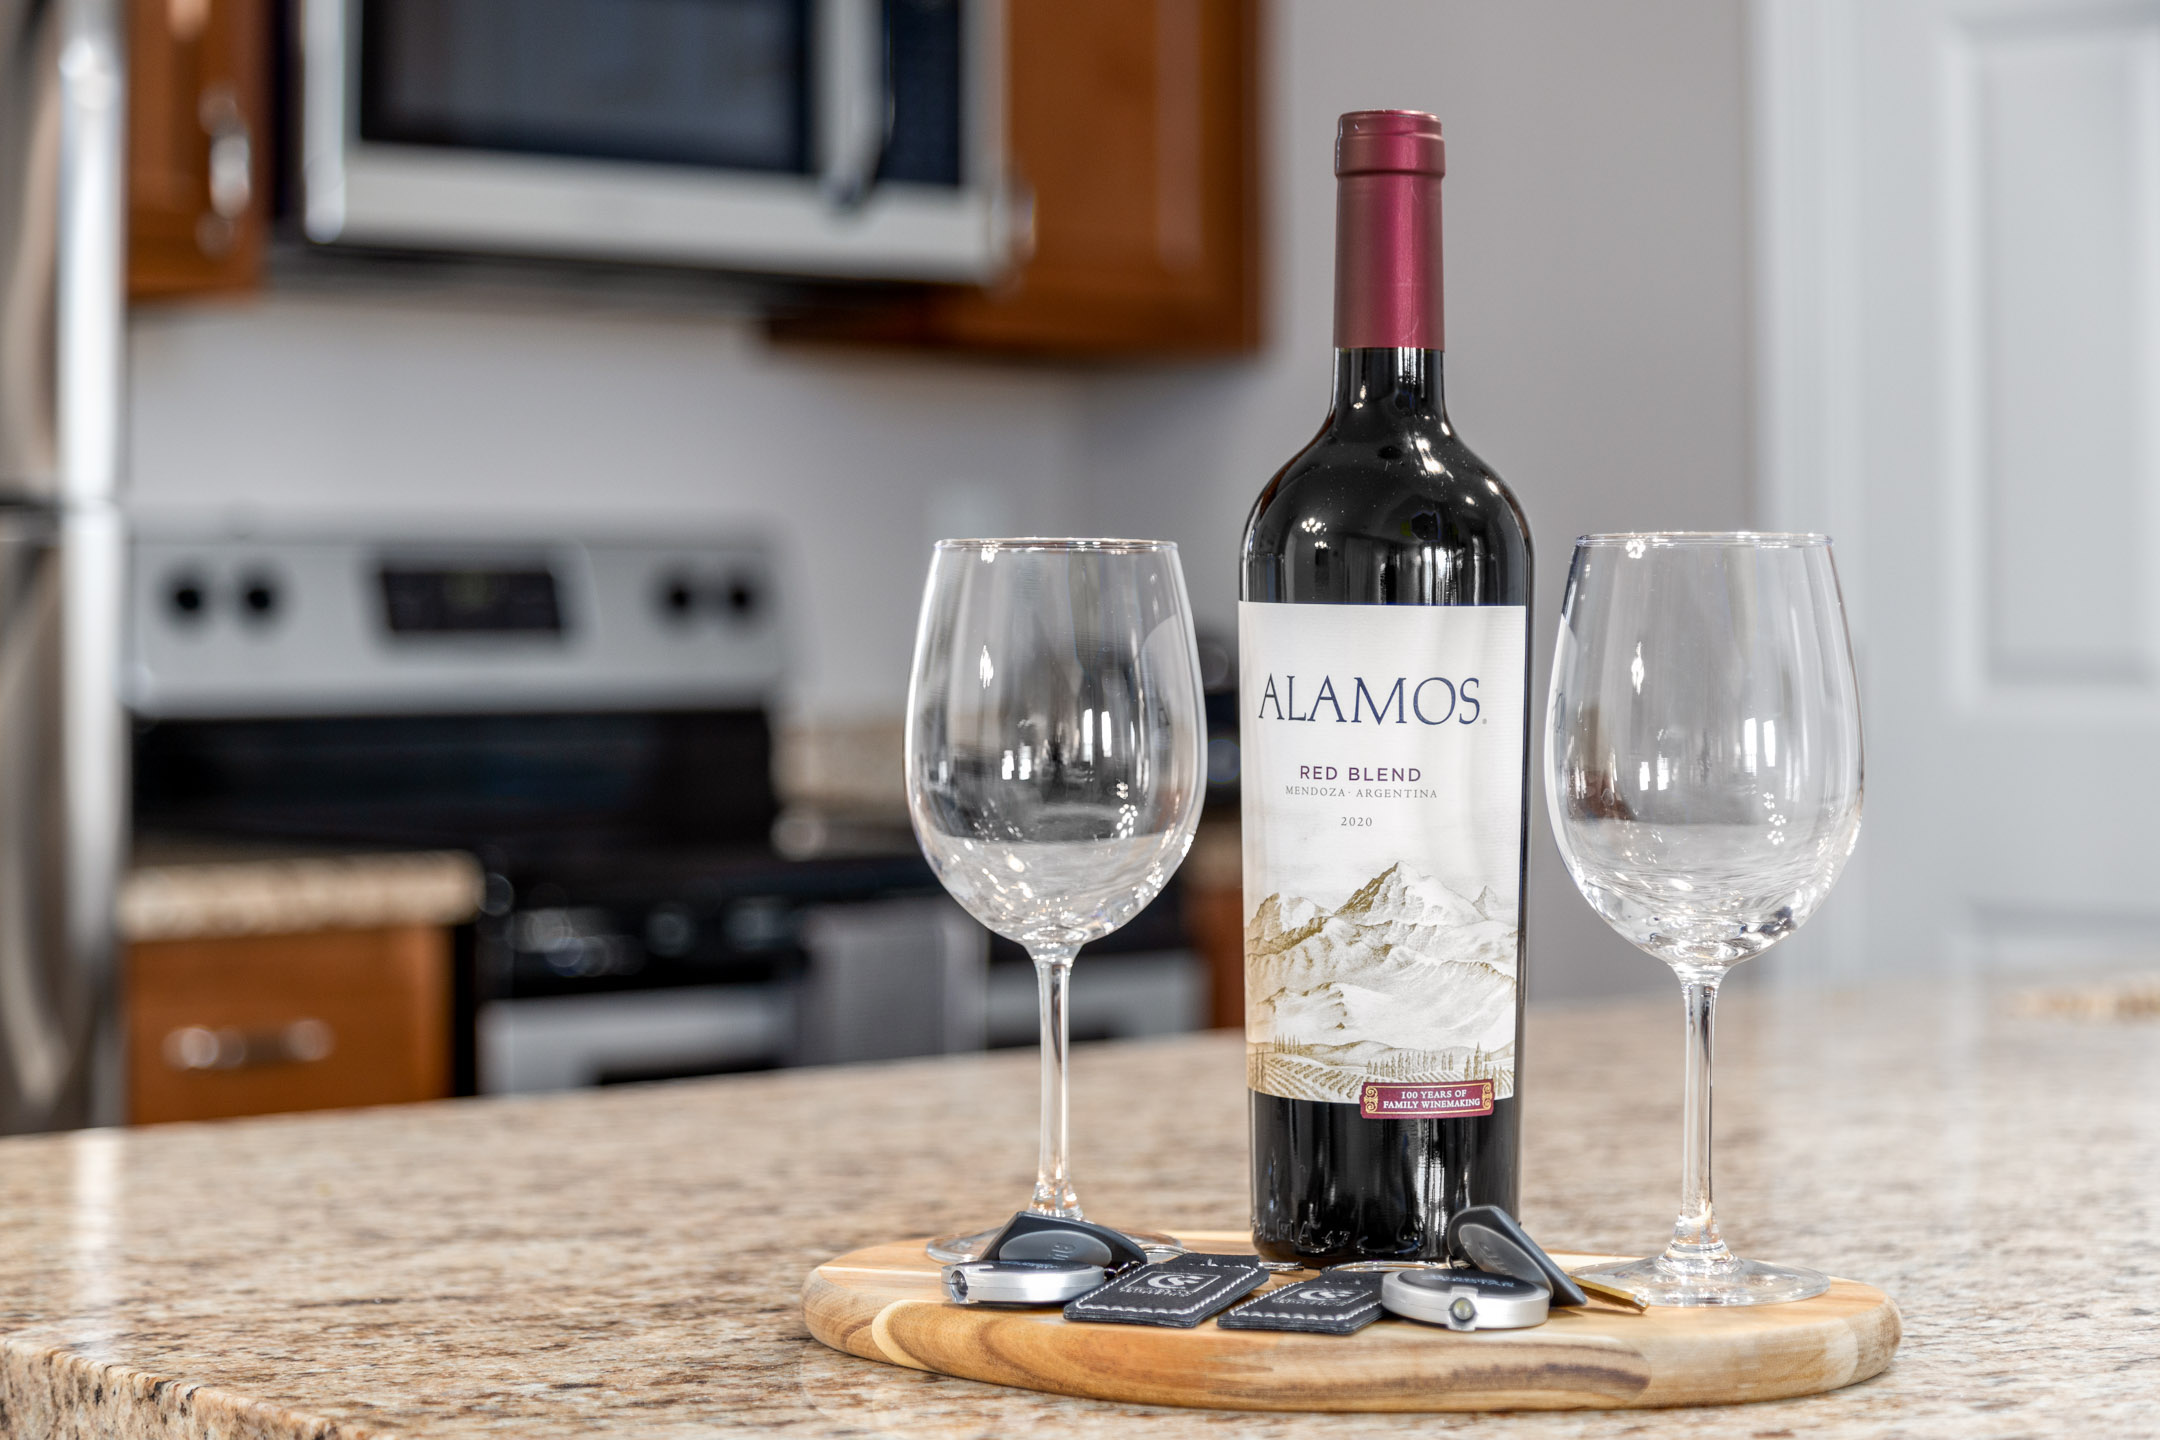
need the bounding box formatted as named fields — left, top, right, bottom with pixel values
left=1245, top=863, right=1517, bottom=1105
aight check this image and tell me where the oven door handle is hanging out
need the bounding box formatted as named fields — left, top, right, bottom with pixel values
left=817, top=0, right=890, bottom=210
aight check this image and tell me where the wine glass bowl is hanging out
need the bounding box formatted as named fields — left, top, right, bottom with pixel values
left=1545, top=533, right=1862, bottom=1306
left=906, top=538, right=1207, bottom=1259
left=1559, top=821, right=1853, bottom=969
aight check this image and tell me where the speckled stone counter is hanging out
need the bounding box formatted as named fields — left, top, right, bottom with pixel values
left=0, top=983, right=2145, bottom=1437
left=120, top=845, right=482, bottom=942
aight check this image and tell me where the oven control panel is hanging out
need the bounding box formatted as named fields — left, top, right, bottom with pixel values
left=126, top=527, right=785, bottom=717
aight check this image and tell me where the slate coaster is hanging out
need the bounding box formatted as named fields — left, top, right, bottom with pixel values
left=1217, top=1272, right=1386, bottom=1334
left=1063, top=1254, right=1269, bottom=1328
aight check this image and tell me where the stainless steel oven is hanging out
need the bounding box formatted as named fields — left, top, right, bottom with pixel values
left=299, top=0, right=1012, bottom=280
left=123, top=522, right=998, bottom=1093
left=124, top=522, right=1205, bottom=1094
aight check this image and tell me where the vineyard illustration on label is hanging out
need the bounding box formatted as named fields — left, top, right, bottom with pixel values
left=1245, top=863, right=1517, bottom=1104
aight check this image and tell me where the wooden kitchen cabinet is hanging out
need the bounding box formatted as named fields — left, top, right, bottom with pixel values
left=127, top=0, right=271, bottom=299
left=127, top=925, right=452, bottom=1124
left=1179, top=818, right=1244, bottom=1029
left=121, top=0, right=1260, bottom=349
left=776, top=0, right=1263, bottom=356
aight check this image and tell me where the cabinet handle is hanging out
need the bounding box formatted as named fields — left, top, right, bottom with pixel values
left=195, top=83, right=252, bottom=256
left=163, top=1018, right=335, bottom=1072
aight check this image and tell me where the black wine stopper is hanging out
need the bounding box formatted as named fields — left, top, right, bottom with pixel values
left=976, top=1211, right=1151, bottom=1271
left=939, top=1213, right=1155, bottom=1309
left=1446, top=1205, right=1589, bottom=1308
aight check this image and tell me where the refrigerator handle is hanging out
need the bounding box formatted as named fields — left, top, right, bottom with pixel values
left=57, top=0, right=125, bottom=510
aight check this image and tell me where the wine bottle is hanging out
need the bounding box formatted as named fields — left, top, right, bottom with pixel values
left=1240, top=110, right=1532, bottom=1267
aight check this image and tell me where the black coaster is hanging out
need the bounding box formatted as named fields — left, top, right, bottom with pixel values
left=1217, top=1272, right=1386, bottom=1334
left=1063, top=1254, right=1268, bottom=1328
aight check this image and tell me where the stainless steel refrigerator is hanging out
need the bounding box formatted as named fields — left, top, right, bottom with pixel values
left=0, top=0, right=127, bottom=1130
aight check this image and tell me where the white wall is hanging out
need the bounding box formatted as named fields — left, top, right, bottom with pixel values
left=128, top=294, right=1086, bottom=719
left=126, top=0, right=1752, bottom=999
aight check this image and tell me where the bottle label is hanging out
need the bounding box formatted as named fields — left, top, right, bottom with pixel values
left=1360, top=1080, right=1493, bottom=1119
left=1237, top=601, right=1526, bottom=1109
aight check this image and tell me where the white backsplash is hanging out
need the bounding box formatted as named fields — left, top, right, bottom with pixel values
left=128, top=293, right=1089, bottom=720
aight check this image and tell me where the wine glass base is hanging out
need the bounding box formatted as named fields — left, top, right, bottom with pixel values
left=1572, top=1254, right=1830, bottom=1307
left=926, top=1224, right=1187, bottom=1264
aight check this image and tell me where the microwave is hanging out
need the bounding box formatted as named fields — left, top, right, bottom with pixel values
left=299, top=0, right=1012, bottom=281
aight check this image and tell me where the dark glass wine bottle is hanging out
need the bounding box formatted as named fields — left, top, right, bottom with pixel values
left=1239, top=111, right=1532, bottom=1267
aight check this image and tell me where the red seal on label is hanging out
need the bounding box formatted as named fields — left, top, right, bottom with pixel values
left=1359, top=1080, right=1494, bottom=1119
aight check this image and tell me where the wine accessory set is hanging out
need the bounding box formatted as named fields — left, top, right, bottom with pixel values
left=825, top=105, right=1890, bottom=1413
left=940, top=1208, right=1631, bottom=1335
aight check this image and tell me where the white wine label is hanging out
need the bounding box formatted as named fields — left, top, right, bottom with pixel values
left=1238, top=601, right=1526, bottom=1110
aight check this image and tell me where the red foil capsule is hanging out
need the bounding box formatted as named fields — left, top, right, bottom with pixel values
left=1333, top=110, right=1446, bottom=351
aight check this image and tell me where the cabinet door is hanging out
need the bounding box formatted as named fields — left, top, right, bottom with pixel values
left=778, top=0, right=1262, bottom=356
left=128, top=0, right=269, bottom=299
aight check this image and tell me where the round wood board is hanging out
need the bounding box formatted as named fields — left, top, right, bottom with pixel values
left=801, top=1231, right=1901, bottom=1413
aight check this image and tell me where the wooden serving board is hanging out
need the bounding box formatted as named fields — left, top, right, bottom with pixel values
left=802, top=1231, right=1901, bottom=1412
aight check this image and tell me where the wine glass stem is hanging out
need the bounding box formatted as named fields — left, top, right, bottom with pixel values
left=1664, top=970, right=1732, bottom=1270
left=1029, top=945, right=1082, bottom=1218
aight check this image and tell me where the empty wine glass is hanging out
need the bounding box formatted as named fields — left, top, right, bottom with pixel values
left=1545, top=534, right=1862, bottom=1306
left=906, top=539, right=1208, bottom=1262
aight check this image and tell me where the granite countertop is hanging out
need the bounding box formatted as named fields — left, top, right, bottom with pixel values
left=0, top=981, right=2145, bottom=1437
left=120, top=840, right=484, bottom=942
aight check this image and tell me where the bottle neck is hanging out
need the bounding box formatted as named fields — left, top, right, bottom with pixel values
left=1332, top=169, right=1444, bottom=350
left=1329, top=347, right=1446, bottom=428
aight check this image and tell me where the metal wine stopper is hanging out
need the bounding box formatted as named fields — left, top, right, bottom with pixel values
left=942, top=1261, right=1107, bottom=1306
left=1380, top=1269, right=1550, bottom=1331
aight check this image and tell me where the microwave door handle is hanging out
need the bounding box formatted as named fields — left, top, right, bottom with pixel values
left=818, top=0, right=889, bottom=209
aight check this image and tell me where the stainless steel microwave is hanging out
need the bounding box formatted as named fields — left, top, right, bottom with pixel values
left=300, top=0, right=1011, bottom=281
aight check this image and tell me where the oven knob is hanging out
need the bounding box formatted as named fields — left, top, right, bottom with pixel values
left=166, top=572, right=209, bottom=622
left=657, top=573, right=697, bottom=622
left=239, top=572, right=282, bottom=623
left=723, top=574, right=761, bottom=620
